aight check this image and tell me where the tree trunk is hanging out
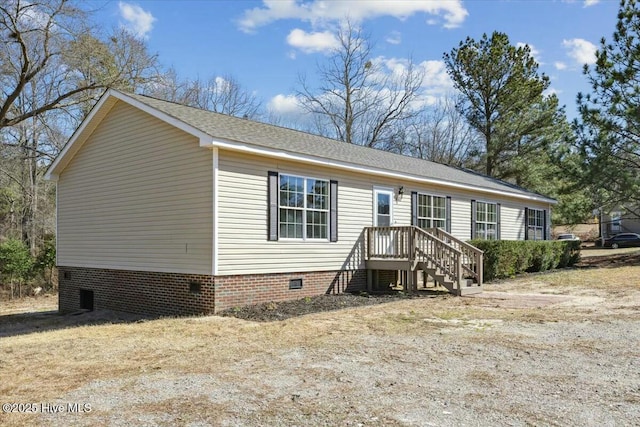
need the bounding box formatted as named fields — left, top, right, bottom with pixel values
left=20, top=118, right=40, bottom=256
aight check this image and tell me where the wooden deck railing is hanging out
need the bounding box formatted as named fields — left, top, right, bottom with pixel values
left=366, top=226, right=414, bottom=259
left=365, top=226, right=483, bottom=288
left=425, top=228, right=483, bottom=286
left=413, top=227, right=464, bottom=287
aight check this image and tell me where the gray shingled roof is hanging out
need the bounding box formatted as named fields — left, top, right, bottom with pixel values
left=126, top=92, right=555, bottom=203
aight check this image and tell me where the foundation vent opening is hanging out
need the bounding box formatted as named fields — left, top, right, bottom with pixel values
left=189, top=281, right=202, bottom=294
left=289, top=278, right=303, bottom=290
left=79, top=289, right=94, bottom=311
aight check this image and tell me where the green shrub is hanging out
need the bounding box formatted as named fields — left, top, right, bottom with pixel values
left=469, top=239, right=581, bottom=281
left=35, top=236, right=56, bottom=288
left=0, top=238, right=34, bottom=285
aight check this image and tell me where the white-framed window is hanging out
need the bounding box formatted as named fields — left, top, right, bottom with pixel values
left=527, top=208, right=545, bottom=240
left=475, top=201, right=498, bottom=240
left=611, top=211, right=621, bottom=232
left=417, top=194, right=446, bottom=229
left=279, top=174, right=329, bottom=240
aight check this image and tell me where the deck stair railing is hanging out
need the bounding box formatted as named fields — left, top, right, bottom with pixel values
left=424, top=228, right=483, bottom=286
left=365, top=226, right=483, bottom=295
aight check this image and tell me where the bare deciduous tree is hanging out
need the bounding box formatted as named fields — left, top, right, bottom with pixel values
left=0, top=0, right=159, bottom=254
left=0, top=0, right=159, bottom=129
left=403, top=94, right=480, bottom=166
left=296, top=21, right=424, bottom=149
left=146, top=70, right=262, bottom=119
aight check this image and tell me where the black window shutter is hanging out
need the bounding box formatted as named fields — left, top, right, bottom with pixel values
left=496, top=203, right=501, bottom=240
left=470, top=200, right=476, bottom=239
left=446, top=196, right=452, bottom=233
left=330, top=180, right=338, bottom=242
left=411, top=191, right=418, bottom=226
left=268, top=171, right=278, bottom=241
left=524, top=208, right=530, bottom=240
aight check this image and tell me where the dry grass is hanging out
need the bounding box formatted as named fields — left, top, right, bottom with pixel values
left=1, top=265, right=639, bottom=426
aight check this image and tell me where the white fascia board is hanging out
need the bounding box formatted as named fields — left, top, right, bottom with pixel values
left=200, top=137, right=558, bottom=205
left=212, top=147, right=219, bottom=276
left=45, top=89, right=212, bottom=181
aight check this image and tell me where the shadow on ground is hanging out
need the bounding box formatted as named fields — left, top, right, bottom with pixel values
left=577, top=250, right=640, bottom=269
left=0, top=308, right=154, bottom=339
left=1, top=291, right=450, bottom=337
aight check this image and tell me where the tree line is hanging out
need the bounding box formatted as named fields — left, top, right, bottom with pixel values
left=1, top=0, right=638, bottom=294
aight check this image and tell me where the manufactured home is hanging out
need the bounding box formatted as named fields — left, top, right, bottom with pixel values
left=45, top=89, right=556, bottom=316
left=600, top=207, right=640, bottom=238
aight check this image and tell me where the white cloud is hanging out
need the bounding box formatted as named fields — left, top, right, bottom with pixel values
left=268, top=94, right=304, bottom=116
left=371, top=57, right=452, bottom=89
left=563, top=38, right=597, bottom=66
left=561, top=0, right=600, bottom=7
left=118, top=2, right=156, bottom=38
left=238, top=0, right=468, bottom=32
left=269, top=57, right=454, bottom=123
left=554, top=61, right=567, bottom=70
left=415, top=60, right=456, bottom=107
left=17, top=3, right=52, bottom=31
left=419, top=60, right=453, bottom=90
left=386, top=31, right=401, bottom=45
left=286, top=29, right=340, bottom=53
left=370, top=57, right=453, bottom=107
left=516, top=42, right=542, bottom=64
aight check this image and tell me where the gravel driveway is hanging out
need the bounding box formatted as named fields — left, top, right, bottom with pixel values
left=2, top=255, right=639, bottom=427
left=46, top=279, right=640, bottom=425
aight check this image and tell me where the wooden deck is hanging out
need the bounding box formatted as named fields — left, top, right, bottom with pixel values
left=365, top=226, right=483, bottom=296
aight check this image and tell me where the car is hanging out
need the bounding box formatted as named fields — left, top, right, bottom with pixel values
left=603, top=233, right=640, bottom=249
left=557, top=233, right=580, bottom=241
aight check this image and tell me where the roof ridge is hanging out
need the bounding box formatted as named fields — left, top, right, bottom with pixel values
left=130, top=91, right=451, bottom=169
left=117, top=90, right=555, bottom=203
left=132, top=91, right=343, bottom=142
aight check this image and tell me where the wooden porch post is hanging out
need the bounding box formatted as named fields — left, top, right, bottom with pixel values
left=456, top=254, right=463, bottom=296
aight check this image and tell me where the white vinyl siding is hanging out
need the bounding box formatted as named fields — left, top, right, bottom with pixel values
left=450, top=195, right=529, bottom=241
left=217, top=151, right=409, bottom=275
left=57, top=101, right=213, bottom=274
left=499, top=203, right=525, bottom=240
left=450, top=198, right=472, bottom=241
left=217, top=149, right=551, bottom=275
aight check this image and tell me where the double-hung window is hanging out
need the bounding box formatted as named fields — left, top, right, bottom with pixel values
left=279, top=174, right=329, bottom=240
left=475, top=201, right=498, bottom=240
left=611, top=211, right=622, bottom=232
left=417, top=194, right=446, bottom=229
left=527, top=208, right=545, bottom=240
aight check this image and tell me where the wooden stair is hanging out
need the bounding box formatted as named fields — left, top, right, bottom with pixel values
left=365, top=226, right=483, bottom=296
left=419, top=265, right=482, bottom=296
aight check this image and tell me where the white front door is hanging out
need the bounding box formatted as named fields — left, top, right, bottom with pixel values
left=374, top=188, right=393, bottom=226
left=373, top=188, right=395, bottom=256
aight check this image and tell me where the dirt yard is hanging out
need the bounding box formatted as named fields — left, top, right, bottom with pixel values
left=1, top=250, right=639, bottom=426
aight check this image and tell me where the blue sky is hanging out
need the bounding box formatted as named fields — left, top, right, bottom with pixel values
left=95, top=0, right=621, bottom=120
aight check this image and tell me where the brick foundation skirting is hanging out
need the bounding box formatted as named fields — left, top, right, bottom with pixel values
left=214, top=269, right=366, bottom=313
left=57, top=267, right=215, bottom=316
left=57, top=266, right=366, bottom=316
